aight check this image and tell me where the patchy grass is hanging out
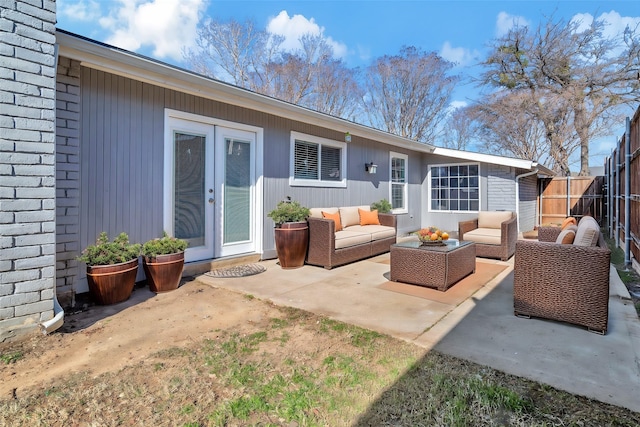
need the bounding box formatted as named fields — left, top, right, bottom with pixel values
left=1, top=306, right=639, bottom=426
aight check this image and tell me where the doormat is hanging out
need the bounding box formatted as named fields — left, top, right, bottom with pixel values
left=204, top=263, right=266, bottom=278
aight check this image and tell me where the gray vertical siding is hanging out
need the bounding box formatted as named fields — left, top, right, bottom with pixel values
left=70, top=66, right=426, bottom=292
left=518, top=173, right=538, bottom=232
left=487, top=164, right=516, bottom=211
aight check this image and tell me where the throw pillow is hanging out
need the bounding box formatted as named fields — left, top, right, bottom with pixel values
left=561, top=217, right=577, bottom=230
left=555, top=229, right=576, bottom=245
left=322, top=211, right=342, bottom=231
left=358, top=208, right=380, bottom=226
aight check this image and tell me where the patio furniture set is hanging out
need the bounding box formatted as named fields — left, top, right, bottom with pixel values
left=306, top=207, right=611, bottom=334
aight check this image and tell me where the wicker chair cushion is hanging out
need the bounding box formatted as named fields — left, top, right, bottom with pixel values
left=478, top=211, right=513, bottom=229
left=462, top=227, right=502, bottom=245
left=309, top=207, right=337, bottom=218
left=555, top=228, right=576, bottom=244
left=340, top=206, right=369, bottom=228
left=358, top=208, right=380, bottom=226
left=334, top=230, right=372, bottom=249
left=322, top=211, right=342, bottom=231
left=574, top=216, right=600, bottom=247
left=561, top=217, right=577, bottom=229
left=345, top=224, right=396, bottom=241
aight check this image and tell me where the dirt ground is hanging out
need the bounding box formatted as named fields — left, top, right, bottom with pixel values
left=0, top=279, right=290, bottom=399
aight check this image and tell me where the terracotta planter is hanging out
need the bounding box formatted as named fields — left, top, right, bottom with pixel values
left=274, top=221, right=309, bottom=269
left=142, top=252, right=185, bottom=293
left=86, top=258, right=139, bottom=305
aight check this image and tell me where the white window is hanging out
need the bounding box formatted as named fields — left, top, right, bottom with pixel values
left=290, top=132, right=346, bottom=187
left=390, top=152, right=408, bottom=214
left=429, top=163, right=480, bottom=212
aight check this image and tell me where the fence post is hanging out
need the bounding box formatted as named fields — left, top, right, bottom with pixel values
left=625, top=117, right=631, bottom=268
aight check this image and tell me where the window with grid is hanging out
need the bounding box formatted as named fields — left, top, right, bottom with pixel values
left=390, top=152, right=408, bottom=213
left=429, top=164, right=480, bottom=211
left=290, top=132, right=346, bottom=187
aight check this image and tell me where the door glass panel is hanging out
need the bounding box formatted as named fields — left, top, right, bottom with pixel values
left=174, top=132, right=205, bottom=247
left=224, top=138, right=251, bottom=243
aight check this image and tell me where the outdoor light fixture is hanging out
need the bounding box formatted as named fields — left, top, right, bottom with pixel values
left=365, top=162, right=377, bottom=174
left=345, top=132, right=352, bottom=142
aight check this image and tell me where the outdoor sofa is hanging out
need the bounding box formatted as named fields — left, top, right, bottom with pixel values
left=458, top=211, right=518, bottom=261
left=513, top=215, right=611, bottom=334
left=306, top=205, right=396, bottom=269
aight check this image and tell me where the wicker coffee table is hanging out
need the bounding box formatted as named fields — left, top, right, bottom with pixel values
left=390, top=239, right=476, bottom=291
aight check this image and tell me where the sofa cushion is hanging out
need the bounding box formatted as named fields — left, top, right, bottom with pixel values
left=555, top=228, right=576, bottom=244
left=309, top=207, right=337, bottom=219
left=478, top=211, right=513, bottom=229
left=358, top=208, right=380, bottom=226
left=322, top=211, right=342, bottom=231
left=574, top=216, right=600, bottom=247
left=561, top=216, right=577, bottom=230
left=463, top=227, right=502, bottom=245
left=340, top=206, right=370, bottom=228
left=334, top=230, right=372, bottom=249
left=346, top=225, right=396, bottom=241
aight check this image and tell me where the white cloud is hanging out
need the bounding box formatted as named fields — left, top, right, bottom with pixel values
left=266, top=10, right=348, bottom=59
left=495, top=11, right=530, bottom=37
left=98, top=0, right=206, bottom=61
left=449, top=100, right=468, bottom=110
left=59, top=0, right=102, bottom=22
left=440, top=41, right=478, bottom=66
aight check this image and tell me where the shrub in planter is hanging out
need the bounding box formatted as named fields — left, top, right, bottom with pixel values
left=267, top=199, right=310, bottom=269
left=370, top=198, right=393, bottom=214
left=142, top=232, right=188, bottom=293
left=78, top=232, right=141, bottom=305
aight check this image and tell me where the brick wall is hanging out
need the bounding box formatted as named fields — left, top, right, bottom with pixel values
left=0, top=0, right=57, bottom=342
left=55, top=57, right=81, bottom=308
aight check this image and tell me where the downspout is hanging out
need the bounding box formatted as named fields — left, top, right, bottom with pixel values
left=615, top=137, right=621, bottom=246
left=515, top=166, right=540, bottom=233
left=41, top=43, right=65, bottom=335
left=625, top=117, right=631, bottom=268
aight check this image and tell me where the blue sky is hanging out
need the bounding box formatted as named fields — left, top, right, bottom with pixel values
left=56, top=1, right=640, bottom=168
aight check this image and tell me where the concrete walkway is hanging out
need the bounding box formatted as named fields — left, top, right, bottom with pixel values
left=196, top=253, right=640, bottom=413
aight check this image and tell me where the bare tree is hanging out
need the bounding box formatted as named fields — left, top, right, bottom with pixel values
left=439, top=106, right=479, bottom=150
left=361, top=46, right=458, bottom=143
left=184, top=19, right=360, bottom=119
left=481, top=15, right=640, bottom=175
left=184, top=17, right=284, bottom=91
left=469, top=90, right=579, bottom=173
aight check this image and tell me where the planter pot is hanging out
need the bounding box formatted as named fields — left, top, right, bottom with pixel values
left=274, top=221, right=309, bottom=269
left=86, top=258, right=139, bottom=305
left=142, top=252, right=185, bottom=293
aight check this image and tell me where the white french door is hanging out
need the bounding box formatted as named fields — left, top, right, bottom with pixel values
left=215, top=127, right=256, bottom=257
left=164, top=112, right=261, bottom=262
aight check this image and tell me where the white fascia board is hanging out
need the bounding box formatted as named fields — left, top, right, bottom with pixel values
left=433, top=146, right=554, bottom=175
left=56, top=30, right=435, bottom=155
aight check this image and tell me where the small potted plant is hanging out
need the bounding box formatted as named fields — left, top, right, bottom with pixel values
left=142, top=232, right=188, bottom=293
left=78, top=232, right=141, bottom=305
left=370, top=198, right=393, bottom=214
left=267, top=198, right=310, bottom=269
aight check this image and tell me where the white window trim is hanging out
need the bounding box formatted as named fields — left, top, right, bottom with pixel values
left=427, top=162, right=481, bottom=213
left=289, top=131, right=347, bottom=188
left=389, top=151, right=408, bottom=214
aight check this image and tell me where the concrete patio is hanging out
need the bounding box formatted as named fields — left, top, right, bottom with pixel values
left=196, top=253, right=640, bottom=413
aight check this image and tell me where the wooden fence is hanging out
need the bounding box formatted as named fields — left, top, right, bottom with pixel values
left=607, top=105, right=640, bottom=270
left=538, top=176, right=605, bottom=226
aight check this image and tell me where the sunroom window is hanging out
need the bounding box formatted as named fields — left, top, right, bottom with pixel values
left=429, top=164, right=479, bottom=211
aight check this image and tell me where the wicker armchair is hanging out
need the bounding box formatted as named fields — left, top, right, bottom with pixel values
left=458, top=211, right=517, bottom=261
left=513, top=233, right=611, bottom=334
